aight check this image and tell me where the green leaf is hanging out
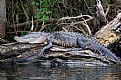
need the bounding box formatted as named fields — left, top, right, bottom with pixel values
left=40, top=15, right=49, bottom=22
left=105, top=0, right=110, bottom=6
left=32, top=1, right=36, bottom=5
left=33, top=0, right=55, bottom=21
left=39, top=0, right=44, bottom=4
left=46, top=11, right=52, bottom=14
left=35, top=2, right=39, bottom=6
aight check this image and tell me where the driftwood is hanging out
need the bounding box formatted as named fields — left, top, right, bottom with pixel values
left=95, top=13, right=121, bottom=47
left=57, top=14, right=93, bottom=35
left=0, top=43, right=44, bottom=59
left=0, top=44, right=111, bottom=66
left=95, top=0, right=107, bottom=25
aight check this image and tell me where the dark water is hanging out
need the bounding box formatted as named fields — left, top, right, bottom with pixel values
left=0, top=62, right=121, bottom=80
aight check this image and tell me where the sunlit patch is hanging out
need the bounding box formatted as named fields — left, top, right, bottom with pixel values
left=96, top=31, right=119, bottom=46
left=17, top=55, right=22, bottom=58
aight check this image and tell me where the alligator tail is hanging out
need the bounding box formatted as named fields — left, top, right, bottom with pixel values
left=77, top=37, right=121, bottom=63
left=93, top=45, right=121, bottom=63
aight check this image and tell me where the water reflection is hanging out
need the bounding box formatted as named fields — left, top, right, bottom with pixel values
left=0, top=62, right=121, bottom=80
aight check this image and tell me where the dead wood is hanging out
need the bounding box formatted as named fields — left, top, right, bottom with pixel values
left=57, top=14, right=93, bottom=35
left=0, top=44, right=111, bottom=64
left=94, top=13, right=121, bottom=47
left=0, top=41, right=113, bottom=64
left=6, top=19, right=58, bottom=29
left=95, top=0, right=107, bottom=25
left=0, top=43, right=44, bottom=57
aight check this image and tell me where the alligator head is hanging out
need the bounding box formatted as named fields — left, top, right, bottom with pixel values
left=14, top=32, right=49, bottom=43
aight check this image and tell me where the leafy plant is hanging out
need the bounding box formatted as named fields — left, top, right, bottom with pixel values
left=32, top=0, right=54, bottom=22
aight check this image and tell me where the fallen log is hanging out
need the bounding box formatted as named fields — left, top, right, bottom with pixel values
left=0, top=45, right=111, bottom=65
left=0, top=43, right=44, bottom=59
left=94, top=13, right=121, bottom=47
left=0, top=43, right=43, bottom=54
left=0, top=41, right=115, bottom=65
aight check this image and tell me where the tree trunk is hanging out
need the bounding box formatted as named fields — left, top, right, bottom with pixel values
left=0, top=0, right=6, bottom=38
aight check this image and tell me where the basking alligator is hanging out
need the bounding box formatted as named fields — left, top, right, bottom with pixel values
left=14, top=31, right=121, bottom=63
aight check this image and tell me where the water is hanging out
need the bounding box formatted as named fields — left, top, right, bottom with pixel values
left=0, top=62, right=121, bottom=80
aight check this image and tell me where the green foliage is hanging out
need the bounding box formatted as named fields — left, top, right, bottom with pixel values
left=32, top=0, right=55, bottom=22
left=105, top=0, right=110, bottom=6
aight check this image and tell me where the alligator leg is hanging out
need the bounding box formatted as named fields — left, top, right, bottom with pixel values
left=38, top=37, right=53, bottom=57
left=77, top=37, right=91, bottom=49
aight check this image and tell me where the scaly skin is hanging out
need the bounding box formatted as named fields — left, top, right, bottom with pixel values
left=14, top=31, right=121, bottom=63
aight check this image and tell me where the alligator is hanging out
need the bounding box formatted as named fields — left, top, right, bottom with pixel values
left=14, top=31, right=121, bottom=63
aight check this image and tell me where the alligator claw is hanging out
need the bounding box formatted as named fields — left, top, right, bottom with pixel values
left=38, top=50, right=45, bottom=57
